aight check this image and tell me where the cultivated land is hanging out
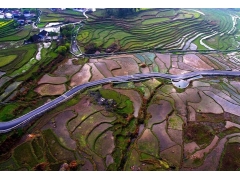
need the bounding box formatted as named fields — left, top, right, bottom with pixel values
left=1, top=8, right=240, bottom=171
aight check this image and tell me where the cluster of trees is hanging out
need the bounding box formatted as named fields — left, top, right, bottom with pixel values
left=56, top=24, right=74, bottom=55
left=105, top=8, right=139, bottom=18
left=60, top=24, right=74, bottom=41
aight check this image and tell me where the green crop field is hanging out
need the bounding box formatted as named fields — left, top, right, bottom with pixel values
left=0, top=20, right=18, bottom=37
left=0, top=55, right=17, bottom=67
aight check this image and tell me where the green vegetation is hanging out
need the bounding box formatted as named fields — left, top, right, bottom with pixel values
left=137, top=129, right=159, bottom=157
left=60, top=24, right=74, bottom=41
left=39, top=8, right=84, bottom=24
left=0, top=25, right=32, bottom=42
left=78, top=8, right=219, bottom=52
left=72, top=57, right=89, bottom=65
left=78, top=8, right=240, bottom=52
left=42, top=129, right=75, bottom=160
left=0, top=55, right=17, bottom=67
left=142, top=18, right=170, bottom=25
left=55, top=45, right=67, bottom=53
left=0, top=40, right=60, bottom=123
left=99, top=89, right=134, bottom=114
left=168, top=113, right=183, bottom=130
left=184, top=122, right=215, bottom=148
left=218, top=127, right=240, bottom=138
left=0, top=20, right=19, bottom=38
left=0, top=104, right=19, bottom=122
left=0, top=44, right=37, bottom=74
left=10, top=58, right=38, bottom=77
left=13, top=142, right=39, bottom=168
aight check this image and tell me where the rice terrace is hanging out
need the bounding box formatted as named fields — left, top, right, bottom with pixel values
left=1, top=8, right=240, bottom=171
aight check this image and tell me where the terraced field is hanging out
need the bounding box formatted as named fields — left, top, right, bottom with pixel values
left=1, top=51, right=240, bottom=171
left=0, top=20, right=19, bottom=39
left=0, top=42, right=59, bottom=122
left=1, top=8, right=240, bottom=171
left=77, top=8, right=240, bottom=52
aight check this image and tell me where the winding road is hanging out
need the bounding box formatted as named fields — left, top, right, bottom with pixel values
left=0, top=70, right=240, bottom=133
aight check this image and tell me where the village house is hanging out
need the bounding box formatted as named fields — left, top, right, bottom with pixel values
left=24, top=30, right=49, bottom=44
left=4, top=13, right=13, bottom=19
left=38, top=30, right=48, bottom=40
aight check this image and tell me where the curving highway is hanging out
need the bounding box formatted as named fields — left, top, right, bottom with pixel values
left=0, top=70, right=240, bottom=133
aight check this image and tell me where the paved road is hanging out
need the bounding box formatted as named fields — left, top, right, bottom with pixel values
left=0, top=70, right=240, bottom=133
left=70, top=24, right=82, bottom=57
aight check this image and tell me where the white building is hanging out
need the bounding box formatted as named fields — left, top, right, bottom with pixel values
left=5, top=13, right=13, bottom=19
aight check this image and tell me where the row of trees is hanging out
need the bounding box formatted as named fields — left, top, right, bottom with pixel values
left=56, top=24, right=74, bottom=55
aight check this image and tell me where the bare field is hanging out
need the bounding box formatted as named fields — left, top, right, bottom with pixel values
left=34, top=84, right=66, bottom=96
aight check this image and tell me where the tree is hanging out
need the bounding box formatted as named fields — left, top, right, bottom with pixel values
left=55, top=46, right=67, bottom=55
left=65, top=43, right=70, bottom=51
left=84, top=43, right=99, bottom=54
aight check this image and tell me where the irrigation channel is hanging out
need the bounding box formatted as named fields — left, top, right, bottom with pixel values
left=1, top=70, right=240, bottom=133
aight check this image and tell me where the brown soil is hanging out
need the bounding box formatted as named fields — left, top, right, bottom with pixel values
left=38, top=74, right=67, bottom=85
left=183, top=54, right=214, bottom=70
left=34, top=84, right=66, bottom=96
left=70, top=64, right=91, bottom=87
left=169, top=68, right=191, bottom=75
left=183, top=122, right=215, bottom=148
left=219, top=142, right=240, bottom=170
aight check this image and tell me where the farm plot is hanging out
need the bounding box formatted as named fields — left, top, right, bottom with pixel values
left=34, top=84, right=66, bottom=96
